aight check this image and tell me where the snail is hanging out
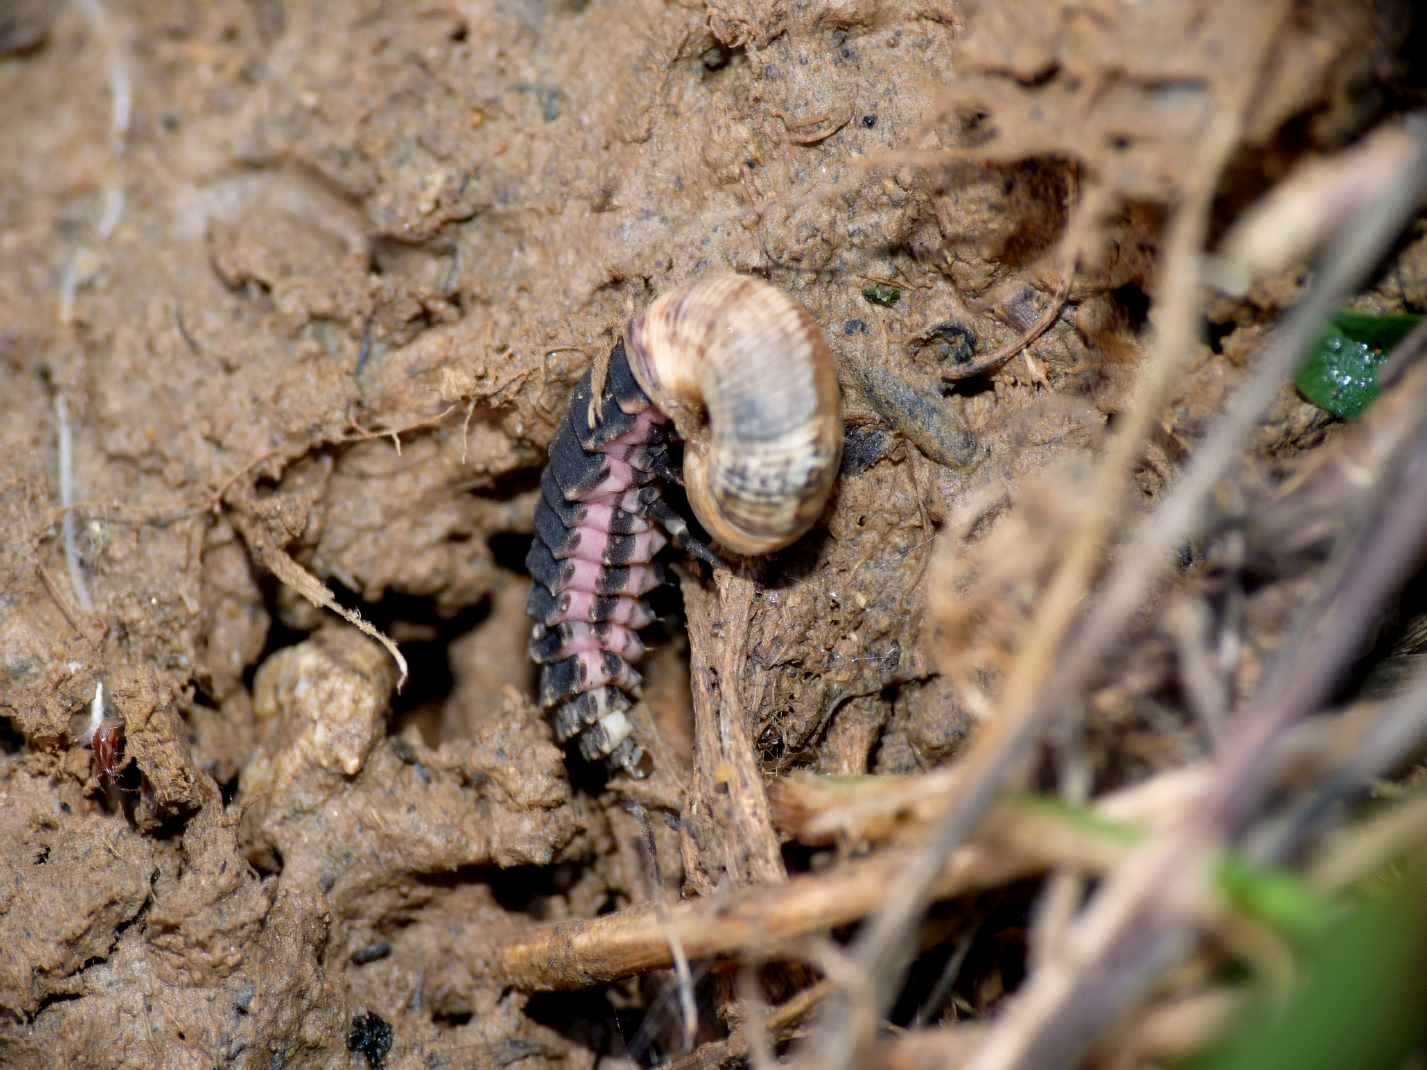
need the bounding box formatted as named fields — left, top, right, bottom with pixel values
left=526, top=273, right=842, bottom=777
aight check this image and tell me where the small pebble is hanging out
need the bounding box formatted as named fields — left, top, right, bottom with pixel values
left=858, top=366, right=980, bottom=469
left=348, top=1011, right=394, bottom=1069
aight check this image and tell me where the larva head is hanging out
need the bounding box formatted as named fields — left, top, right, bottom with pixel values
left=624, top=274, right=842, bottom=556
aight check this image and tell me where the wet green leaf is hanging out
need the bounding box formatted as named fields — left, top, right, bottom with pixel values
left=1295, top=311, right=1421, bottom=419
left=1186, top=855, right=1427, bottom=1070
left=862, top=283, right=902, bottom=307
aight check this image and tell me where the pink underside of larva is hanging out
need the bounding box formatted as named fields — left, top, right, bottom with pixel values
left=561, top=557, right=662, bottom=596
left=563, top=649, right=641, bottom=691
left=601, top=443, right=643, bottom=465
left=610, top=410, right=667, bottom=444
left=578, top=500, right=651, bottom=533
left=545, top=405, right=670, bottom=664
left=551, top=589, right=655, bottom=628
left=555, top=622, right=645, bottom=659
left=568, top=412, right=669, bottom=504
left=568, top=527, right=668, bottom=565
left=574, top=456, right=639, bottom=501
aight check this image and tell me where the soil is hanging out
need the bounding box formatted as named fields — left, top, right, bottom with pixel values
left=0, top=1, right=1421, bottom=1067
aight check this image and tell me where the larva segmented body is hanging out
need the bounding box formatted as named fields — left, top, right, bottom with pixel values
left=526, top=338, right=717, bottom=777
left=527, top=274, right=843, bottom=778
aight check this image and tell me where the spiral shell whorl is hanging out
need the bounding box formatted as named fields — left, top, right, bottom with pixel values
left=624, top=274, right=842, bottom=555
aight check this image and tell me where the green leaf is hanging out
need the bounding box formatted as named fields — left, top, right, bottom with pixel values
left=1185, top=854, right=1427, bottom=1070
left=1010, top=794, right=1336, bottom=941
left=1295, top=311, right=1421, bottom=419
left=1215, top=856, right=1338, bottom=943
left=1328, top=311, right=1422, bottom=352
left=861, top=283, right=902, bottom=308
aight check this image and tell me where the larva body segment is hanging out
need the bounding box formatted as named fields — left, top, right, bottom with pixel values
left=527, top=275, right=843, bottom=778
left=526, top=339, right=675, bottom=777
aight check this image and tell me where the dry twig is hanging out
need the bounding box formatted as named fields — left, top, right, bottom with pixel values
left=497, top=805, right=1119, bottom=990
left=1309, top=789, right=1427, bottom=893
left=679, top=570, right=787, bottom=893
left=867, top=988, right=1245, bottom=1070
left=494, top=771, right=1300, bottom=993
left=663, top=981, right=835, bottom=1070
left=230, top=512, right=408, bottom=690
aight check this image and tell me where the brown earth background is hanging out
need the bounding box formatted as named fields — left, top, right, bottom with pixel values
left=1, top=1, right=1423, bottom=1067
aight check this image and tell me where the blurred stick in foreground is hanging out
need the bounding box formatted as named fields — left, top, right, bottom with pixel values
left=964, top=253, right=1427, bottom=1067
left=806, top=104, right=1427, bottom=1070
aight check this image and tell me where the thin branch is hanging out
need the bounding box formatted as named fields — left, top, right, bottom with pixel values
left=769, top=764, right=1209, bottom=848
left=663, top=981, right=835, bottom=1070
left=629, top=801, right=698, bottom=1054
left=1211, top=390, right=1427, bottom=840
left=231, top=513, right=408, bottom=690
left=869, top=988, right=1245, bottom=1070
left=495, top=797, right=1136, bottom=990
left=939, top=266, right=1071, bottom=383
left=679, top=570, right=787, bottom=894
left=1253, top=598, right=1427, bottom=872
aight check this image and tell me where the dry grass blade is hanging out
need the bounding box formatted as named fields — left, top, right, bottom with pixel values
left=54, top=393, right=95, bottom=615
left=231, top=513, right=408, bottom=690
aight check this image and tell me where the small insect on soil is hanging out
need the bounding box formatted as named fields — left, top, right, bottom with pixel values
left=92, top=718, right=125, bottom=788
left=526, top=274, right=843, bottom=777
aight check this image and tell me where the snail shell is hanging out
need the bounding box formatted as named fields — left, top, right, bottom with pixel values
left=623, top=273, right=843, bottom=555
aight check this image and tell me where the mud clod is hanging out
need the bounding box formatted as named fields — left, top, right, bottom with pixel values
left=347, top=1010, right=394, bottom=1068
